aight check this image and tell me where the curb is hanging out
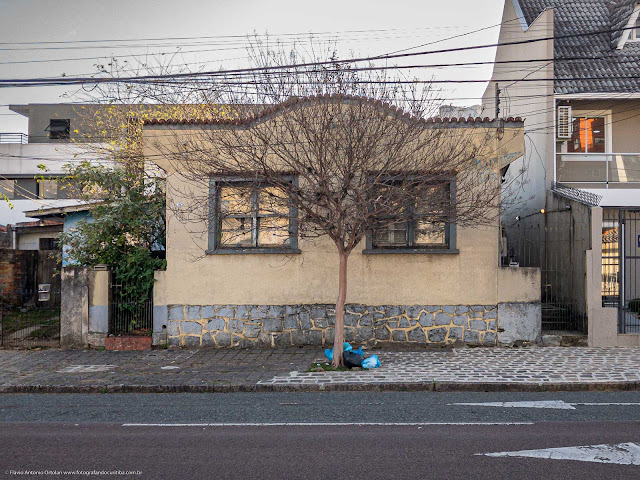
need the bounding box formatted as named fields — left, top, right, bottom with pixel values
left=1, top=381, right=640, bottom=394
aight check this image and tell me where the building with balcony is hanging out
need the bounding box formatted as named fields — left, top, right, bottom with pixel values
left=0, top=104, right=104, bottom=248
left=483, top=0, right=640, bottom=346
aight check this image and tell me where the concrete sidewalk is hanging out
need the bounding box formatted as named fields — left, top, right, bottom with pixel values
left=1, top=346, right=640, bottom=393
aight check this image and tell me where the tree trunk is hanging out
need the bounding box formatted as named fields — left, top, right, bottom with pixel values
left=331, top=249, right=349, bottom=368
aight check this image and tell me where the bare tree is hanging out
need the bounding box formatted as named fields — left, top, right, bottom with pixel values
left=146, top=43, right=518, bottom=367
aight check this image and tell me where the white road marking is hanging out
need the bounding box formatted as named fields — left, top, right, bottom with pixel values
left=160, top=366, right=180, bottom=370
left=57, top=365, right=117, bottom=373
left=480, top=442, right=640, bottom=465
left=451, top=400, right=640, bottom=410
left=452, top=401, right=576, bottom=410
left=122, top=422, right=534, bottom=427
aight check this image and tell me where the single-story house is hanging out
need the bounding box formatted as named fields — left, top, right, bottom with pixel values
left=142, top=95, right=540, bottom=348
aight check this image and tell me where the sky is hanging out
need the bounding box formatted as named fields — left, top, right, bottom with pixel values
left=0, top=0, right=508, bottom=132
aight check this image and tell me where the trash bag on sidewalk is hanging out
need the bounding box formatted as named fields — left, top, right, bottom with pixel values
left=324, top=342, right=353, bottom=362
left=323, top=342, right=380, bottom=369
left=343, top=350, right=365, bottom=368
left=362, top=355, right=381, bottom=369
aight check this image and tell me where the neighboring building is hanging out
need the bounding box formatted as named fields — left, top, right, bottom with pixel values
left=23, top=204, right=93, bottom=266
left=142, top=96, right=539, bottom=349
left=438, top=104, right=482, bottom=119
left=0, top=103, right=105, bottom=229
left=0, top=104, right=103, bottom=314
left=483, top=0, right=640, bottom=345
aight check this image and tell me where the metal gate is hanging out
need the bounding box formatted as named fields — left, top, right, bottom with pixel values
left=504, top=210, right=588, bottom=334
left=109, top=280, right=153, bottom=335
left=604, top=209, right=640, bottom=333
left=0, top=288, right=61, bottom=348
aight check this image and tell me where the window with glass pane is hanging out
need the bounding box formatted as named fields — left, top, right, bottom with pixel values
left=219, top=186, right=253, bottom=247
left=372, top=182, right=451, bottom=249
left=38, top=179, right=57, bottom=199
left=631, top=15, right=640, bottom=40
left=0, top=179, right=14, bottom=200
left=216, top=182, right=293, bottom=249
left=568, top=117, right=605, bottom=153
left=602, top=220, right=620, bottom=307
left=14, top=179, right=38, bottom=199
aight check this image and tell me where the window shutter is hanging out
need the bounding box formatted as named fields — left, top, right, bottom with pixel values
left=557, top=106, right=572, bottom=139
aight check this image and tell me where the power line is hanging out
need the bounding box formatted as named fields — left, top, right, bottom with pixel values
left=0, top=25, right=488, bottom=47
left=0, top=23, right=636, bottom=87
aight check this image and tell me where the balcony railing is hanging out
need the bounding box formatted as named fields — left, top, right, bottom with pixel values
left=0, top=133, right=28, bottom=144
left=556, top=153, right=640, bottom=184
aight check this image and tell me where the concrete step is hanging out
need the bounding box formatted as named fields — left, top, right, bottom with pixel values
left=542, top=333, right=588, bottom=347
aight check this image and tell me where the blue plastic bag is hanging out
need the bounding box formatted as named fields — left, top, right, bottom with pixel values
left=362, top=355, right=381, bottom=369
left=324, top=343, right=354, bottom=362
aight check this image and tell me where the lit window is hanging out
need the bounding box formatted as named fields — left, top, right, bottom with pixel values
left=568, top=117, right=605, bottom=153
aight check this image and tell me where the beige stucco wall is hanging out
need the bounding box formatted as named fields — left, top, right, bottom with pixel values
left=497, top=267, right=541, bottom=303
left=88, top=270, right=110, bottom=307
left=611, top=102, right=640, bottom=153
left=163, top=204, right=500, bottom=306
left=143, top=105, right=531, bottom=308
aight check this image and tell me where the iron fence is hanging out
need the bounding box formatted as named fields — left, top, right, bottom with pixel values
left=603, top=209, right=640, bottom=334
left=0, top=288, right=61, bottom=348
left=109, top=281, right=153, bottom=335
left=0, top=132, right=28, bottom=144
left=504, top=209, right=588, bottom=334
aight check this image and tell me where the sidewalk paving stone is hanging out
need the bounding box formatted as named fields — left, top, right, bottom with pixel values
left=0, top=346, right=639, bottom=392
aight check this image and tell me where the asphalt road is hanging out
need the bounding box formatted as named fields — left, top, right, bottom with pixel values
left=1, top=392, right=639, bottom=479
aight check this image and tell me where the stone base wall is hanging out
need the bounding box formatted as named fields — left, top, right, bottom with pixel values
left=166, top=304, right=498, bottom=348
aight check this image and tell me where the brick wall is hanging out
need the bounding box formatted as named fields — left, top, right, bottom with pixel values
left=0, top=249, right=37, bottom=304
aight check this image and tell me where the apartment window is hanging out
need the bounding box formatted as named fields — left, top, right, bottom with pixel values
left=39, top=237, right=60, bottom=250
left=367, top=180, right=456, bottom=253
left=1, top=177, right=74, bottom=200
left=208, top=179, right=299, bottom=253
left=47, top=119, right=70, bottom=140
left=38, top=179, right=57, bottom=199
left=568, top=116, right=605, bottom=153
left=14, top=179, right=38, bottom=199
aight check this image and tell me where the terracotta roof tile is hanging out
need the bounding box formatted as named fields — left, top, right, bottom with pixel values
left=143, top=95, right=522, bottom=126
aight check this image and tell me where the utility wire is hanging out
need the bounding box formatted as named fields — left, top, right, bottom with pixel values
left=0, top=23, right=636, bottom=87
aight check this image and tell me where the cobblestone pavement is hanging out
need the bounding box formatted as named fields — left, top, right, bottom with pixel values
left=1, top=346, right=640, bottom=391
left=259, top=347, right=640, bottom=386
left=0, top=347, right=324, bottom=390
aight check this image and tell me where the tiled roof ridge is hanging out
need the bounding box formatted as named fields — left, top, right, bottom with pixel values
left=143, top=94, right=522, bottom=126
